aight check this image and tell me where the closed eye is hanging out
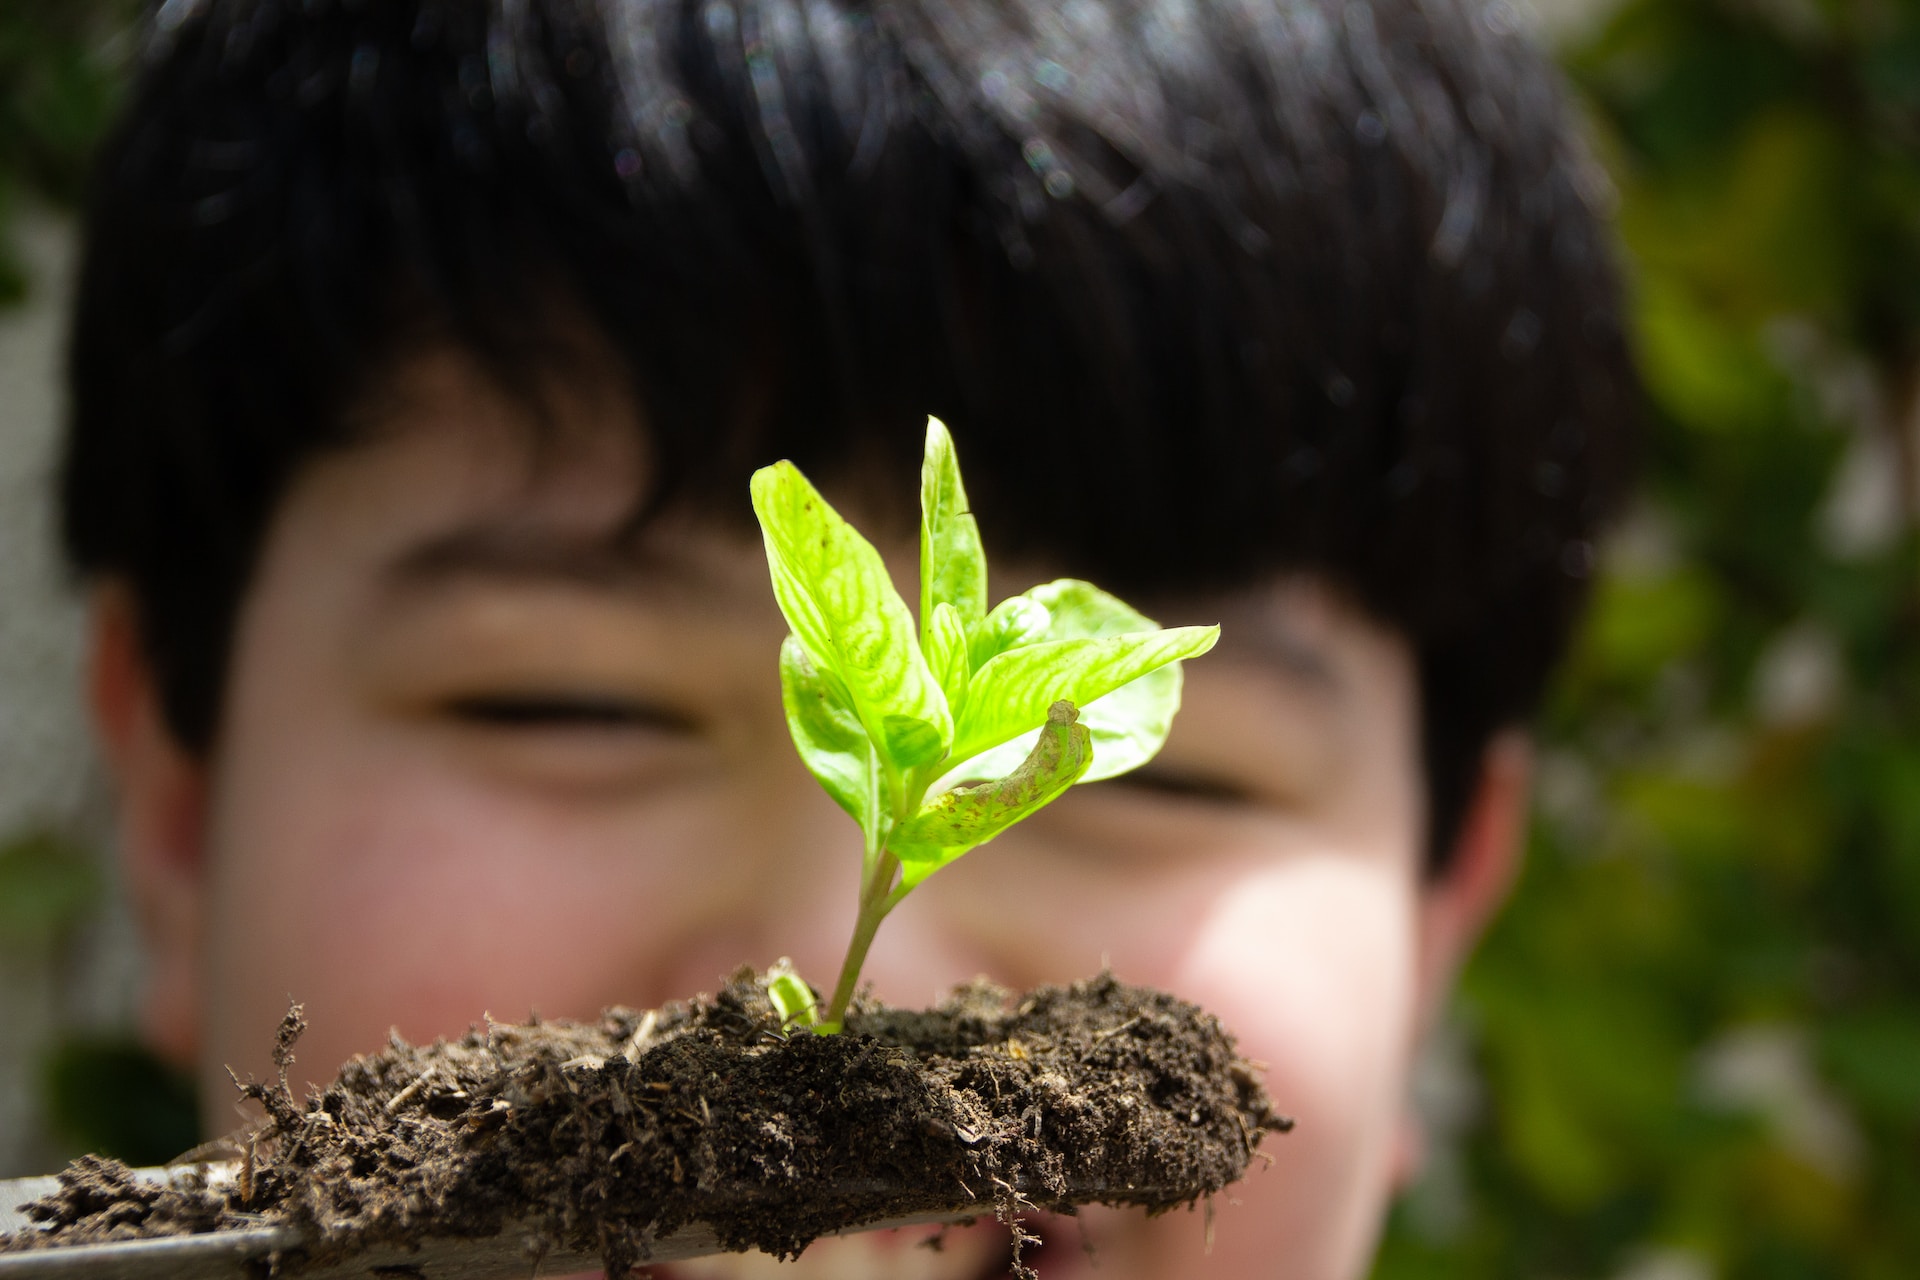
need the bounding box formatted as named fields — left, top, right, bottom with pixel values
left=1102, top=766, right=1254, bottom=806
left=442, top=693, right=698, bottom=733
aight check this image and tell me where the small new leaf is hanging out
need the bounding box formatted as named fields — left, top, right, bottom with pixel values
left=925, top=601, right=971, bottom=711
left=920, top=418, right=989, bottom=646
left=881, top=714, right=947, bottom=771
left=766, top=960, right=819, bottom=1029
left=893, top=701, right=1093, bottom=887
left=967, top=595, right=1053, bottom=670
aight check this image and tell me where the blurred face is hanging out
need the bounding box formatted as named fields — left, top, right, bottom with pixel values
left=95, top=347, right=1524, bottom=1279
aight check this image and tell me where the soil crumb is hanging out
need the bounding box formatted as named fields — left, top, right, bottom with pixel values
left=2, top=971, right=1288, bottom=1275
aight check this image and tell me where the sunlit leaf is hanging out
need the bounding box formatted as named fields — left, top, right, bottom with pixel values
left=950, top=625, right=1218, bottom=767
left=945, top=579, right=1188, bottom=784
left=766, top=960, right=820, bottom=1029
left=753, top=460, right=951, bottom=768
left=966, top=594, right=1052, bottom=670
left=925, top=601, right=971, bottom=713
left=778, top=636, right=877, bottom=830
left=919, top=417, right=988, bottom=643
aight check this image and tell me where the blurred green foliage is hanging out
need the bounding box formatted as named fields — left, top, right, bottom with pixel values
left=0, top=826, right=186, bottom=1169
left=0, top=830, right=101, bottom=948
left=39, top=1038, right=200, bottom=1168
left=0, top=0, right=162, bottom=1172
left=0, top=0, right=135, bottom=301
left=1378, top=1, right=1920, bottom=1276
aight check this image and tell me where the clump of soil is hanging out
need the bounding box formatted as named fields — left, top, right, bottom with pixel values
left=3, top=971, right=1288, bottom=1276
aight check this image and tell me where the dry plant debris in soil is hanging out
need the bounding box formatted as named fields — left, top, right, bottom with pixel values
left=2, top=971, right=1289, bottom=1276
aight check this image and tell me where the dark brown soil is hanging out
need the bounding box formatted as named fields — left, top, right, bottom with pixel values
left=2, top=970, right=1288, bottom=1276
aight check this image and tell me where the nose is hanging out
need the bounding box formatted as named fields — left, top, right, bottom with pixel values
left=647, top=759, right=988, bottom=1018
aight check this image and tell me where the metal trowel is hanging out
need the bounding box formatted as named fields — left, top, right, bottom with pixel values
left=0, top=1162, right=1023, bottom=1279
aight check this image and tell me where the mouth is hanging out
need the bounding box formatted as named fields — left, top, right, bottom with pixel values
left=645, top=1211, right=1073, bottom=1280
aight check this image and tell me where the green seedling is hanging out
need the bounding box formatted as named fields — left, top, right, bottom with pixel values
left=752, top=419, right=1219, bottom=1031
left=765, top=958, right=820, bottom=1030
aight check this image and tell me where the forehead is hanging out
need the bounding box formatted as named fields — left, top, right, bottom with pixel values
left=298, top=344, right=1406, bottom=687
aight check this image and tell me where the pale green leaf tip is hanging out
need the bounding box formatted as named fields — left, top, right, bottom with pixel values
left=766, top=958, right=819, bottom=1029
left=749, top=458, right=792, bottom=495
left=749, top=460, right=804, bottom=528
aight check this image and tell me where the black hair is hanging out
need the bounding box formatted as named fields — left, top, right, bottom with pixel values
left=62, top=0, right=1636, bottom=865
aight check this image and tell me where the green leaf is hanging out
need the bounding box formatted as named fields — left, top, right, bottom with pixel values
left=950, top=625, right=1220, bottom=766
left=765, top=960, right=820, bottom=1029
left=1079, top=663, right=1182, bottom=781
left=778, top=635, right=878, bottom=827
left=925, top=601, right=972, bottom=712
left=893, top=700, right=1093, bottom=886
left=952, top=579, right=1190, bottom=783
left=967, top=594, right=1053, bottom=670
left=881, top=714, right=947, bottom=770
left=1026, top=577, right=1156, bottom=638
left=752, top=461, right=952, bottom=766
left=919, top=417, right=989, bottom=646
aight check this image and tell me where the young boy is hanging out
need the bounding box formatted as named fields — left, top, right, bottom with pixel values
left=62, top=0, right=1635, bottom=1275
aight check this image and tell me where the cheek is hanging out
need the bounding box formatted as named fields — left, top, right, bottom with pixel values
left=1162, top=856, right=1421, bottom=1279
left=930, top=835, right=1425, bottom=1278
left=195, top=734, right=741, bottom=1106
left=1180, top=857, right=1419, bottom=1108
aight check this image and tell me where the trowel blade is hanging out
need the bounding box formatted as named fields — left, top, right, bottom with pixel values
left=0, top=1165, right=1000, bottom=1280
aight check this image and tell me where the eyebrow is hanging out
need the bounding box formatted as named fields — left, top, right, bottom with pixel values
left=382, top=523, right=703, bottom=598
left=1240, top=625, right=1343, bottom=692
left=387, top=525, right=1344, bottom=691
left=1146, top=592, right=1344, bottom=694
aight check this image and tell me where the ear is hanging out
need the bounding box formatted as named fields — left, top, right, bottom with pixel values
left=1413, top=730, right=1531, bottom=1024
left=88, top=583, right=208, bottom=1068
left=1390, top=730, right=1531, bottom=1187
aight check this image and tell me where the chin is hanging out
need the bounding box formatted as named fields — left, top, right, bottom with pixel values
left=632, top=1209, right=1118, bottom=1280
